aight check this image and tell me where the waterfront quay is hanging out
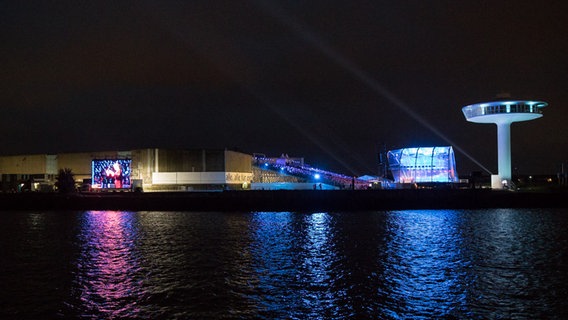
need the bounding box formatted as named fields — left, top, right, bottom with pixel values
left=1, top=189, right=567, bottom=211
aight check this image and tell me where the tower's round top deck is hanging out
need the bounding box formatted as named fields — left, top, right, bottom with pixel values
left=462, top=100, right=547, bottom=124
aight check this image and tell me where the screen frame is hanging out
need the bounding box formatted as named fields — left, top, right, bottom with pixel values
left=91, top=159, right=132, bottom=190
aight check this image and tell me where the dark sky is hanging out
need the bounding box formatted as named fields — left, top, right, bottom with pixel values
left=2, top=0, right=567, bottom=176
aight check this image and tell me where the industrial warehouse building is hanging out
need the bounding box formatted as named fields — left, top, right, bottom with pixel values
left=0, top=149, right=254, bottom=192
left=1, top=146, right=467, bottom=192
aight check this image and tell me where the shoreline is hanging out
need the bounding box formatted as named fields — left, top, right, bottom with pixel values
left=1, top=189, right=567, bottom=211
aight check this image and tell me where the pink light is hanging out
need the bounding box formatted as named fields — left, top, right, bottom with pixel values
left=74, top=211, right=144, bottom=317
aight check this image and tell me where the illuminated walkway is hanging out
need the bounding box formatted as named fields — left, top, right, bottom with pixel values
left=254, top=157, right=369, bottom=189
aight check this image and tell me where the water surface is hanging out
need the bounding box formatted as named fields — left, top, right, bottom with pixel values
left=1, top=209, right=567, bottom=319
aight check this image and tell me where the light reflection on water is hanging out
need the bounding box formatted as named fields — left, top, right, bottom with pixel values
left=300, top=212, right=338, bottom=315
left=1, top=209, right=567, bottom=319
left=69, top=211, right=145, bottom=319
left=467, top=209, right=568, bottom=318
left=383, top=210, right=472, bottom=319
left=250, top=212, right=345, bottom=318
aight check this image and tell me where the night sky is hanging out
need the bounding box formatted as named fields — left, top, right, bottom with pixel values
left=2, top=1, right=567, bottom=176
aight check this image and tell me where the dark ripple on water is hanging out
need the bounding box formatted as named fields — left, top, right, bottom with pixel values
left=1, top=209, right=568, bottom=319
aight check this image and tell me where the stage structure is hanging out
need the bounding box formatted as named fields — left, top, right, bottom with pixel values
left=462, top=100, right=547, bottom=189
left=387, top=146, right=458, bottom=184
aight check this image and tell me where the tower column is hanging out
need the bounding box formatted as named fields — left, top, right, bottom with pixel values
left=462, top=100, right=547, bottom=190
left=496, top=122, right=512, bottom=186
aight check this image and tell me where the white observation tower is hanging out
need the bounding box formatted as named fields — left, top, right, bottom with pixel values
left=462, top=100, right=548, bottom=189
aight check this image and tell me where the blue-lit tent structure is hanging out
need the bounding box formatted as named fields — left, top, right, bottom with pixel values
left=387, top=146, right=458, bottom=183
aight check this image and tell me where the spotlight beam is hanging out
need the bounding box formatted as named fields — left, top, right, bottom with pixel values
left=254, top=1, right=492, bottom=174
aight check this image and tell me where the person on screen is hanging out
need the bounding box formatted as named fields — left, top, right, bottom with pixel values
left=105, top=161, right=123, bottom=188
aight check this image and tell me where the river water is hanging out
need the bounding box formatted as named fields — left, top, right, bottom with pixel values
left=1, top=209, right=567, bottom=319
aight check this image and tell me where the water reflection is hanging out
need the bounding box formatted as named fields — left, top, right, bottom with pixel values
left=384, top=210, right=472, bottom=318
left=5, top=209, right=561, bottom=319
left=249, top=211, right=474, bottom=318
left=0, top=212, right=77, bottom=319
left=468, top=208, right=568, bottom=317
left=133, top=211, right=260, bottom=318
left=250, top=212, right=379, bottom=318
left=249, top=212, right=298, bottom=317
left=301, top=213, right=333, bottom=285
left=70, top=211, right=145, bottom=319
left=298, top=213, right=340, bottom=317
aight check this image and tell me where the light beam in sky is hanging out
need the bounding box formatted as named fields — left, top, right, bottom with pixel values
left=254, top=0, right=492, bottom=174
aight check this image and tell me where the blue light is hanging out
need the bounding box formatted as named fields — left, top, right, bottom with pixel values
left=314, top=173, right=321, bottom=179
left=385, top=210, right=466, bottom=318
left=387, top=146, right=458, bottom=183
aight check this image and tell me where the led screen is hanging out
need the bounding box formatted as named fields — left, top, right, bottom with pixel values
left=91, top=159, right=132, bottom=189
